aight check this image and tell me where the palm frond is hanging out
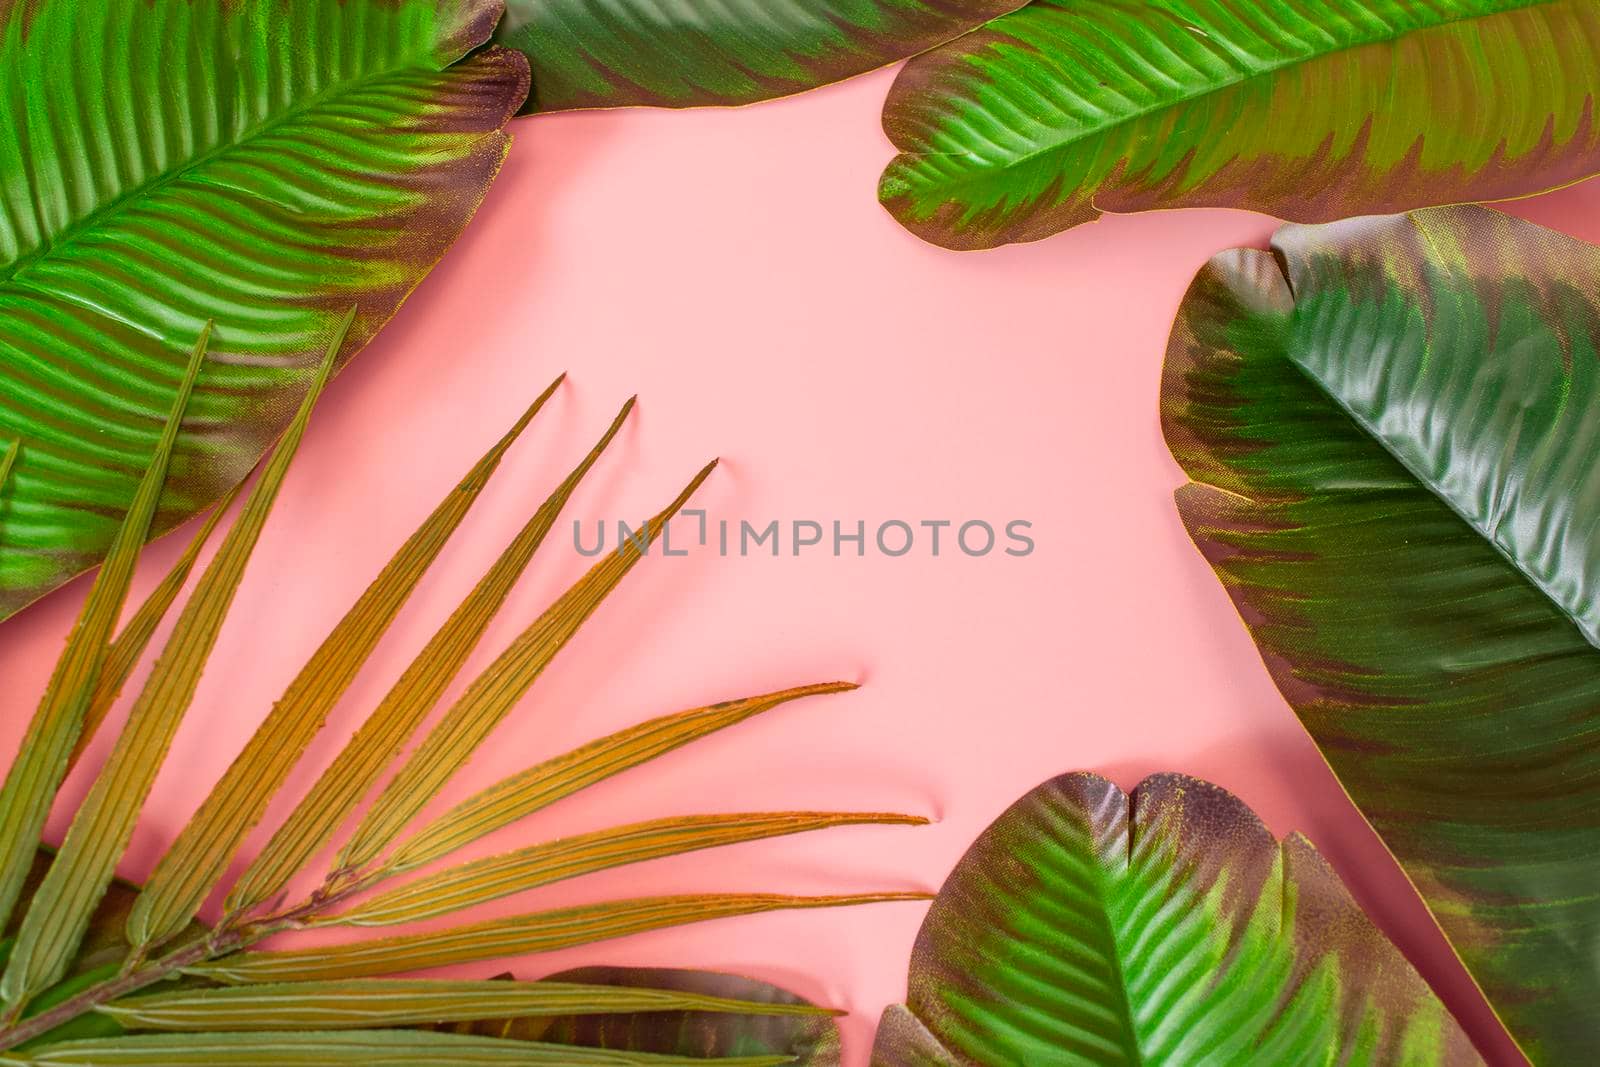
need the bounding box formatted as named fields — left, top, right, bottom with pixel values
left=0, top=324, right=920, bottom=1063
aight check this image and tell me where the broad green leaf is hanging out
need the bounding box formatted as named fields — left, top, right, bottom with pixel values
left=512, top=968, right=841, bottom=1065
left=193, top=892, right=926, bottom=983
left=496, top=0, right=1024, bottom=111
left=0, top=331, right=208, bottom=945
left=125, top=378, right=561, bottom=954
left=381, top=682, right=857, bottom=874
left=0, top=0, right=529, bottom=619
left=1, top=1029, right=791, bottom=1065
left=325, top=812, right=926, bottom=927
left=97, top=977, right=830, bottom=1031
left=227, top=394, right=636, bottom=916
left=1161, top=205, right=1600, bottom=1064
left=878, top=0, right=1600, bottom=249
left=337, top=461, right=719, bottom=871
left=1, top=322, right=344, bottom=1013
left=869, top=772, right=1478, bottom=1066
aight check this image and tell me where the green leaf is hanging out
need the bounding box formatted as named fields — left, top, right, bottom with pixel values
left=124, top=378, right=561, bottom=954
left=192, top=893, right=926, bottom=983
left=516, top=968, right=841, bottom=1065
left=227, top=393, right=635, bottom=916
left=97, top=976, right=831, bottom=1032
left=382, top=682, right=859, bottom=875
left=496, top=0, right=1024, bottom=111
left=0, top=330, right=208, bottom=946
left=0, top=0, right=529, bottom=619
left=1161, top=205, right=1600, bottom=1064
left=323, top=812, right=926, bottom=927
left=336, top=460, right=720, bottom=872
left=2, top=322, right=343, bottom=1013
left=870, top=772, right=1478, bottom=1066
left=878, top=0, right=1600, bottom=249
left=2, top=1028, right=793, bottom=1065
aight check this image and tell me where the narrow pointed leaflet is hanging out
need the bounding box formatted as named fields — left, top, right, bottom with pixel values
left=0, top=318, right=344, bottom=1014
left=0, top=328, right=209, bottom=947
left=125, top=377, right=563, bottom=953
left=227, top=392, right=634, bottom=915
left=336, top=460, right=719, bottom=872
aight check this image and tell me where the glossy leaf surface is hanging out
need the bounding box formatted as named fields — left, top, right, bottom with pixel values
left=496, top=0, right=1022, bottom=112
left=870, top=772, right=1477, bottom=1065
left=879, top=0, right=1600, bottom=249
left=0, top=0, right=528, bottom=617
left=1161, top=206, right=1600, bottom=1063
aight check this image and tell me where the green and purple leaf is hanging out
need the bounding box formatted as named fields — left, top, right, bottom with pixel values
left=496, top=0, right=1024, bottom=112
left=1161, top=205, right=1600, bottom=1064
left=871, top=772, right=1478, bottom=1065
left=0, top=0, right=528, bottom=619
left=431, top=967, right=841, bottom=1065
left=880, top=0, right=1600, bottom=249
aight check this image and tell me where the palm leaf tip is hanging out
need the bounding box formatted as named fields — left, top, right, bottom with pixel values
left=124, top=366, right=564, bottom=954
left=0, top=371, right=901, bottom=1056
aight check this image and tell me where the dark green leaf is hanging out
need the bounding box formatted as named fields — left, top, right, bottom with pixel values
left=1161, top=205, right=1600, bottom=1063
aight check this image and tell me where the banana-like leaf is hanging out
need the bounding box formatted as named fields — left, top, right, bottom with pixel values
left=0, top=0, right=529, bottom=618
left=878, top=0, right=1600, bottom=249
left=1161, top=205, right=1600, bottom=1064
left=507, top=968, right=841, bottom=1065
left=495, top=0, right=1024, bottom=112
left=870, top=772, right=1478, bottom=1065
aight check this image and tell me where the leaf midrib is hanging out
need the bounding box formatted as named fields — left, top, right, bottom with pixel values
left=1276, top=277, right=1599, bottom=651
left=0, top=40, right=447, bottom=294
left=914, top=0, right=1560, bottom=193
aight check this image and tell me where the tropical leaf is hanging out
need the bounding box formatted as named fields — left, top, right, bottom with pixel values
left=1161, top=204, right=1600, bottom=1064
left=1, top=1029, right=795, bottom=1065
left=0, top=361, right=921, bottom=1055
left=0, top=0, right=529, bottom=618
left=97, top=976, right=832, bottom=1032
left=521, top=967, right=842, bottom=1065
left=870, top=771, right=1479, bottom=1066
left=495, top=0, right=1025, bottom=112
left=878, top=0, right=1600, bottom=249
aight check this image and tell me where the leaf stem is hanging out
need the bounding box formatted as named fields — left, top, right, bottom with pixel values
left=0, top=867, right=383, bottom=1051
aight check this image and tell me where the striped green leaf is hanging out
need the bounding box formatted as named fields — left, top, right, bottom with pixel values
left=0, top=0, right=528, bottom=618
left=496, top=0, right=1024, bottom=111
left=1161, top=205, right=1600, bottom=1064
left=870, top=772, right=1478, bottom=1065
left=879, top=0, right=1600, bottom=249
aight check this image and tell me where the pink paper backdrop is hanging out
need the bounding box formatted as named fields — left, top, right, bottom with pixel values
left=3, top=66, right=1597, bottom=1065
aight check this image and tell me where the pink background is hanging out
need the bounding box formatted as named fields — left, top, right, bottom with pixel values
left=3, top=65, right=1597, bottom=1065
